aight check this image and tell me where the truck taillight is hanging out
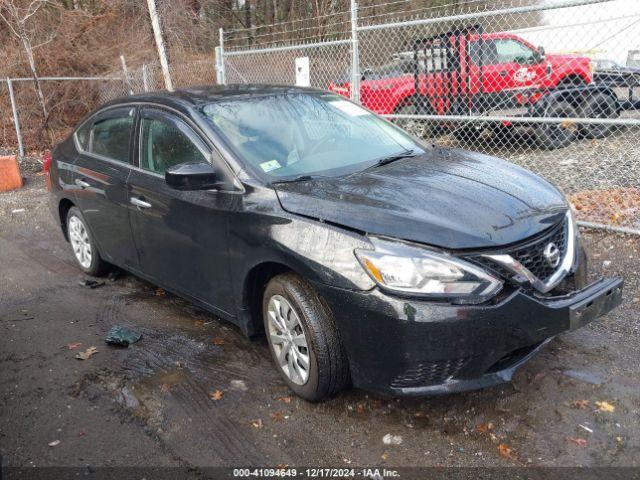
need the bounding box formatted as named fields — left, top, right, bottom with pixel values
left=42, top=150, right=52, bottom=173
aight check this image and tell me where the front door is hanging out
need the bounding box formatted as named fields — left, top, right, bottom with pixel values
left=72, top=106, right=139, bottom=268
left=127, top=107, right=235, bottom=316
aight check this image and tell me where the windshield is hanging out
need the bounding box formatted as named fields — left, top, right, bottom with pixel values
left=201, top=92, right=425, bottom=181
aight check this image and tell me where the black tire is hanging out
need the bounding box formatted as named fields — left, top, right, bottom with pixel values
left=394, top=97, right=437, bottom=138
left=263, top=273, right=350, bottom=402
left=535, top=100, right=579, bottom=150
left=452, top=124, right=484, bottom=144
left=66, top=206, right=109, bottom=277
left=578, top=92, right=618, bottom=139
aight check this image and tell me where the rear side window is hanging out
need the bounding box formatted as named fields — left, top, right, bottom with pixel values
left=140, top=118, right=206, bottom=174
left=90, top=115, right=134, bottom=163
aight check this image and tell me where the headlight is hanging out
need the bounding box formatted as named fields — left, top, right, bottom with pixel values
left=355, top=238, right=502, bottom=304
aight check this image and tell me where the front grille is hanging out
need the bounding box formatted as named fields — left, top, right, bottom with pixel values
left=468, top=218, right=568, bottom=285
left=390, top=357, right=469, bottom=388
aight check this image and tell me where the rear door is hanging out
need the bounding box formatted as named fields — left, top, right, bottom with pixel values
left=127, top=107, right=235, bottom=316
left=72, top=106, right=139, bottom=268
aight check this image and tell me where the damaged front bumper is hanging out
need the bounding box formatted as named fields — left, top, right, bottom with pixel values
left=315, top=276, right=623, bottom=396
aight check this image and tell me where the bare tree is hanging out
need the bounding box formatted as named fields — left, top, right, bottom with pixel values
left=0, top=0, right=54, bottom=121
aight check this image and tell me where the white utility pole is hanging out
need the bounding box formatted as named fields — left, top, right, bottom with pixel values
left=146, top=0, right=173, bottom=91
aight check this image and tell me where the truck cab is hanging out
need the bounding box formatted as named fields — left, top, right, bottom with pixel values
left=330, top=30, right=594, bottom=117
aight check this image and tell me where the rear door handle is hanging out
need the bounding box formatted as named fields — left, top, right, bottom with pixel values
left=499, top=71, right=508, bottom=77
left=75, top=178, right=90, bottom=189
left=130, top=197, right=152, bottom=209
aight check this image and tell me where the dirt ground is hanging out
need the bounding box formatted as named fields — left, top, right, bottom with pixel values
left=1, top=167, right=639, bottom=473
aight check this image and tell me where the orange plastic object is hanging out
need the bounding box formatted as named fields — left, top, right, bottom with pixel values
left=0, top=155, right=23, bottom=191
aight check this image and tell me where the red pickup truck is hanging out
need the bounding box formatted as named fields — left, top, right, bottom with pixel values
left=329, top=29, right=615, bottom=148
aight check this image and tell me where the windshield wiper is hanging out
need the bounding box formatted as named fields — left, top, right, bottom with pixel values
left=364, top=149, right=417, bottom=171
left=271, top=174, right=326, bottom=184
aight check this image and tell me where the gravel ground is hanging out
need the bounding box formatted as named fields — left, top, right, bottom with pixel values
left=1, top=164, right=639, bottom=474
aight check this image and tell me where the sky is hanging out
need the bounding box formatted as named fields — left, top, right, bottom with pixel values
left=511, top=0, right=640, bottom=64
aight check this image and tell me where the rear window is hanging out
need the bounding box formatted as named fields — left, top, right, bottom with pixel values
left=89, top=114, right=134, bottom=163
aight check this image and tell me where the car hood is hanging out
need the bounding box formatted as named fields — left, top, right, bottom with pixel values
left=274, top=148, right=568, bottom=250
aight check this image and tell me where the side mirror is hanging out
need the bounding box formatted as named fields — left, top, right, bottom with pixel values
left=537, top=46, right=546, bottom=60
left=165, top=161, right=225, bottom=191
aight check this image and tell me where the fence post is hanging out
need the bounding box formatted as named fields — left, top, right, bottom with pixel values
left=7, top=78, right=24, bottom=158
left=120, top=55, right=134, bottom=95
left=350, top=0, right=360, bottom=104
left=142, top=64, right=150, bottom=92
left=217, top=28, right=227, bottom=85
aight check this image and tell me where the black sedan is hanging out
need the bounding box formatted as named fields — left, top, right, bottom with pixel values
left=48, top=85, right=623, bottom=401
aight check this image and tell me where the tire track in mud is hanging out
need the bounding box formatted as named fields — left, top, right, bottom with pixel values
left=116, top=324, right=277, bottom=464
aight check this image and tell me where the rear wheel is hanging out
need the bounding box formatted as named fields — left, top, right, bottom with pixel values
left=579, top=92, right=618, bottom=139
left=535, top=100, right=579, bottom=149
left=66, top=206, right=109, bottom=276
left=394, top=97, right=436, bottom=138
left=263, top=273, right=349, bottom=402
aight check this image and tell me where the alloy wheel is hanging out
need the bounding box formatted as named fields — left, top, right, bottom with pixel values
left=266, top=294, right=310, bottom=385
left=68, top=215, right=92, bottom=269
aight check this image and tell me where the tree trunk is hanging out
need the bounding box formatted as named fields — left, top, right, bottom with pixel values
left=21, top=34, right=48, bottom=121
left=244, top=0, right=252, bottom=45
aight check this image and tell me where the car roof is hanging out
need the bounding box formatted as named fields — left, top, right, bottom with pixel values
left=103, top=84, right=326, bottom=111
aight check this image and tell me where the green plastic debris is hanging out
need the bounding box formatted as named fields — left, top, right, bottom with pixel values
left=105, top=326, right=142, bottom=347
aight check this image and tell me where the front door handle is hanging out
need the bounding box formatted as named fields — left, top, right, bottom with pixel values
left=130, top=197, right=152, bottom=209
left=75, top=178, right=90, bottom=189
left=499, top=71, right=508, bottom=77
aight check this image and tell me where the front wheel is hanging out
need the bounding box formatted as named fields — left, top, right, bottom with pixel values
left=263, top=273, right=350, bottom=402
left=578, top=92, right=618, bottom=139
left=66, top=206, right=109, bottom=276
left=535, top=100, right=579, bottom=150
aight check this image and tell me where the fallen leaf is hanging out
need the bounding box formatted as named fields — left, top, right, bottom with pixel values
left=381, top=452, right=389, bottom=461
left=210, top=389, right=224, bottom=401
left=568, top=437, right=588, bottom=447
left=270, top=412, right=284, bottom=422
left=250, top=419, right=263, bottom=429
left=413, top=411, right=427, bottom=418
left=160, top=383, right=172, bottom=393
left=155, top=288, right=166, bottom=296
left=595, top=401, right=615, bottom=412
left=278, top=396, right=292, bottom=404
left=48, top=440, right=60, bottom=447
left=75, top=346, right=98, bottom=360
left=616, top=436, right=624, bottom=443
left=571, top=399, right=590, bottom=409
left=356, top=403, right=365, bottom=414
left=194, top=320, right=204, bottom=328
left=533, top=372, right=547, bottom=382
left=67, top=342, right=82, bottom=350
left=476, top=422, right=494, bottom=433
left=212, top=337, right=225, bottom=345
left=498, top=443, right=516, bottom=460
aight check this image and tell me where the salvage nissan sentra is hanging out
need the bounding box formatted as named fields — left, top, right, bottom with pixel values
left=47, top=85, right=623, bottom=401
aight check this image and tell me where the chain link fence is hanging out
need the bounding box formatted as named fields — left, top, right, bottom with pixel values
left=219, top=0, right=640, bottom=234
left=0, top=59, right=217, bottom=158
left=0, top=77, right=128, bottom=157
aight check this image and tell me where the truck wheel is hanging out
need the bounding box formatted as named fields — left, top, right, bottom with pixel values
left=394, top=97, right=436, bottom=138
left=536, top=100, right=579, bottom=150
left=579, top=92, right=618, bottom=139
left=263, top=273, right=350, bottom=402
left=452, top=124, right=483, bottom=144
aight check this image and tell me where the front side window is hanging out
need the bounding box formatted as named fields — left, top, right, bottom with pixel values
left=90, top=114, right=134, bottom=163
left=491, top=39, right=537, bottom=65
left=140, top=117, right=207, bottom=174
left=201, top=93, right=424, bottom=181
